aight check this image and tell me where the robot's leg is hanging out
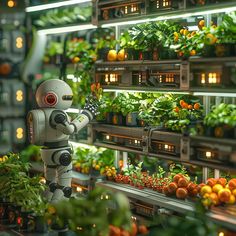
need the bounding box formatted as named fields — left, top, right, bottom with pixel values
left=41, top=149, right=58, bottom=201
left=44, top=164, right=57, bottom=201
left=51, top=149, right=73, bottom=203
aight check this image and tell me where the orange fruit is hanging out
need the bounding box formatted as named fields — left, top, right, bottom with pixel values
left=72, top=56, right=80, bottom=63
left=212, top=184, right=224, bottom=193
left=205, top=33, right=218, bottom=45
left=178, top=177, right=189, bottom=188
left=228, top=179, right=236, bottom=190
left=218, top=188, right=231, bottom=203
left=117, top=49, right=125, bottom=61
left=168, top=182, right=178, bottom=194
left=176, top=188, right=188, bottom=199
left=198, top=20, right=205, bottom=29
left=138, top=225, right=148, bottom=235
left=173, top=174, right=184, bottom=183
left=174, top=107, right=180, bottom=113
left=232, top=189, right=236, bottom=197
left=217, top=178, right=227, bottom=187
left=107, top=50, right=117, bottom=61
left=130, top=223, right=138, bottom=236
left=188, top=104, right=193, bottom=110
left=207, top=178, right=217, bottom=187
left=193, top=103, right=200, bottom=110
left=191, top=31, right=196, bottom=36
left=227, top=194, right=236, bottom=204
left=182, top=102, right=189, bottom=109
left=183, top=29, right=189, bottom=36
left=190, top=50, right=196, bottom=56
left=179, top=100, right=185, bottom=107
left=200, top=185, right=212, bottom=196
left=209, top=192, right=220, bottom=206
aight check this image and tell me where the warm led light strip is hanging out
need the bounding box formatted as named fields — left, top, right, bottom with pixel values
left=102, top=5, right=236, bottom=27
left=25, top=0, right=91, bottom=12
left=37, top=24, right=97, bottom=35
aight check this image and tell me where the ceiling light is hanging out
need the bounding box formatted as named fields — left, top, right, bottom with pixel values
left=37, top=24, right=97, bottom=35
left=25, top=0, right=91, bottom=13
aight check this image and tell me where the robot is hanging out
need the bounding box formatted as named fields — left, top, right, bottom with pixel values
left=27, top=79, right=98, bottom=203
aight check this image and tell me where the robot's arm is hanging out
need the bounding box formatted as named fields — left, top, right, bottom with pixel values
left=51, top=112, right=75, bottom=135
left=71, top=96, right=99, bottom=133
left=52, top=96, right=99, bottom=134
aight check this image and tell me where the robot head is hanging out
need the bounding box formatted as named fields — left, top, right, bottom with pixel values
left=35, top=79, right=73, bottom=110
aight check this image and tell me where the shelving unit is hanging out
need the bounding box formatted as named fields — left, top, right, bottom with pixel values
left=23, top=0, right=236, bottom=233
left=96, top=181, right=236, bottom=231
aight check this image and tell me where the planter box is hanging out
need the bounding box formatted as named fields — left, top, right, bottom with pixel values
left=112, top=112, right=126, bottom=125
left=214, top=125, right=235, bottom=139
left=126, top=112, right=139, bottom=126
left=105, top=112, right=114, bottom=124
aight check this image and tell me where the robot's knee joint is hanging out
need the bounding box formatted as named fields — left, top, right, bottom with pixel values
left=63, top=187, right=72, bottom=198
left=49, top=183, right=57, bottom=193
left=52, top=150, right=71, bottom=166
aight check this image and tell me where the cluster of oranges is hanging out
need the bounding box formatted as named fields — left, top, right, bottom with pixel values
left=100, top=166, right=117, bottom=179
left=174, top=100, right=201, bottom=113
left=109, top=222, right=148, bottom=236
left=173, top=28, right=197, bottom=57
left=163, top=174, right=198, bottom=200
left=200, top=178, right=236, bottom=207
left=107, top=49, right=125, bottom=61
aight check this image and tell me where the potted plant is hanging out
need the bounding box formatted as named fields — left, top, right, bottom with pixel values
left=138, top=94, right=174, bottom=127
left=165, top=95, right=204, bottom=135
left=214, top=12, right=236, bottom=57
left=204, top=103, right=236, bottom=138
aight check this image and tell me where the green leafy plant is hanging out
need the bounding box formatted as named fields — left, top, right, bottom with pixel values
left=204, top=103, right=236, bottom=128
left=43, top=41, right=63, bottom=63
left=0, top=153, right=47, bottom=216
left=73, top=147, right=115, bottom=175
left=46, top=187, right=132, bottom=236
left=165, top=95, right=203, bottom=134
left=138, top=94, right=174, bottom=127
left=20, top=145, right=41, bottom=162
left=34, top=5, right=91, bottom=28
left=65, top=38, right=97, bottom=107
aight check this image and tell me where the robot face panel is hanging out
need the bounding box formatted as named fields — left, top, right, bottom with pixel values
left=36, top=79, right=73, bottom=110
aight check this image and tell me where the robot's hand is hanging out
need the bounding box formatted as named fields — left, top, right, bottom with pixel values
left=83, top=95, right=99, bottom=118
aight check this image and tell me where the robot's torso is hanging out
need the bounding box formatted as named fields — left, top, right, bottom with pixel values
left=28, top=108, right=70, bottom=147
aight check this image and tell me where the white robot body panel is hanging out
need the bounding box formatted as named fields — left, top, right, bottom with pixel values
left=27, top=108, right=69, bottom=146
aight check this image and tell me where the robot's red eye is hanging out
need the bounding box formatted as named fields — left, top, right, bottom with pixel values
left=44, top=93, right=57, bottom=106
